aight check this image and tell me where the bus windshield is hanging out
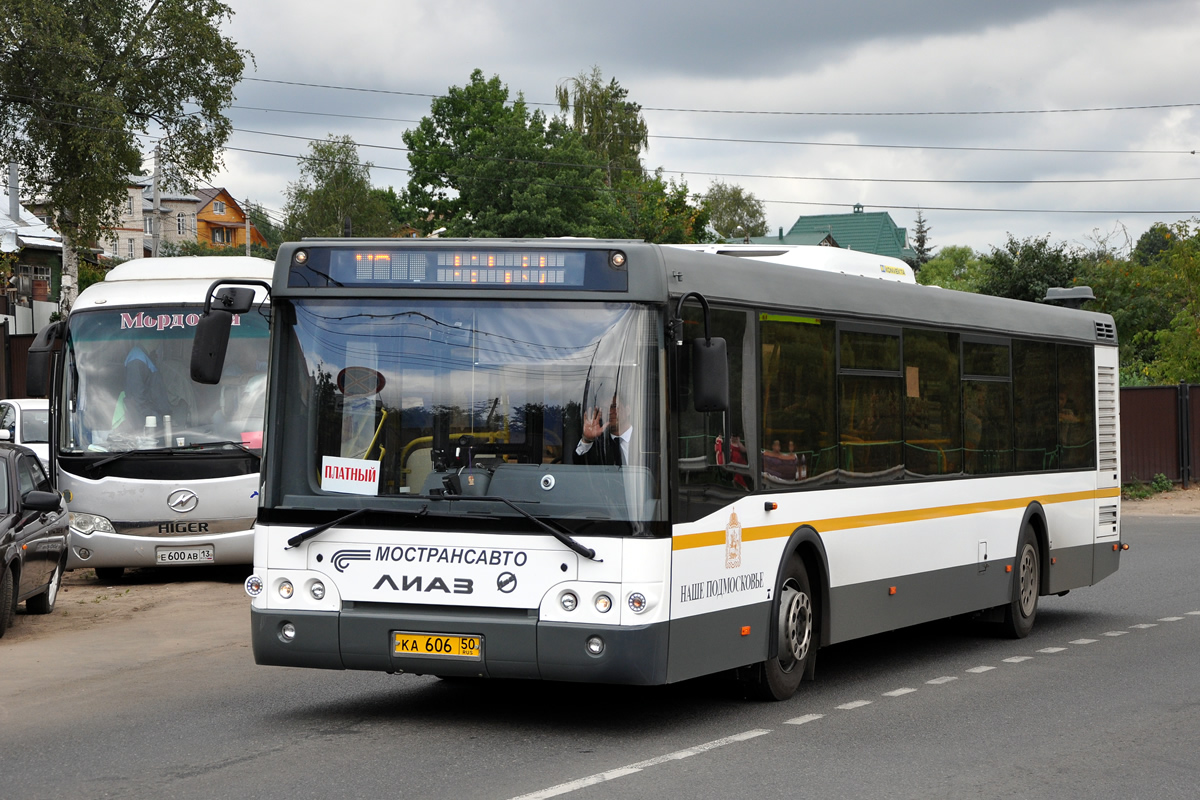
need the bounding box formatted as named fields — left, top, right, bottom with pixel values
left=61, top=306, right=271, bottom=454
left=277, top=299, right=663, bottom=526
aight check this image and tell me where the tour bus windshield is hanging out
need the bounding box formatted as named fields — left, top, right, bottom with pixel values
left=60, top=306, right=271, bottom=454
left=276, top=299, right=663, bottom=527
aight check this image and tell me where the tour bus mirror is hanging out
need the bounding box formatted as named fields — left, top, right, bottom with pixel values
left=210, top=286, right=257, bottom=315
left=691, top=337, right=729, bottom=412
left=26, top=320, right=65, bottom=398
left=190, top=311, right=234, bottom=385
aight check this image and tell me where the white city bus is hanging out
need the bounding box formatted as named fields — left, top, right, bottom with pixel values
left=195, top=240, right=1121, bottom=700
left=29, top=256, right=272, bottom=581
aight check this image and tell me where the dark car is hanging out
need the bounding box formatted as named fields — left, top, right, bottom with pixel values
left=0, top=443, right=68, bottom=636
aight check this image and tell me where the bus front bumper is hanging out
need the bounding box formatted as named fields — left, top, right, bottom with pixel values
left=66, top=528, right=255, bottom=570
left=250, top=605, right=670, bottom=685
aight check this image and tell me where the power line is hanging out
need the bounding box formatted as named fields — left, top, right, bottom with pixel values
left=242, top=77, right=1200, bottom=119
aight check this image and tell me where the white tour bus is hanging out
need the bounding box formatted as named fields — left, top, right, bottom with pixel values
left=193, top=240, right=1121, bottom=700
left=29, top=256, right=272, bottom=581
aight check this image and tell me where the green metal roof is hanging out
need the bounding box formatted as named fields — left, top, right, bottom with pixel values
left=764, top=207, right=915, bottom=261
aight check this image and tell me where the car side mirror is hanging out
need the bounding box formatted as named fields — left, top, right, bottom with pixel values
left=0, top=430, right=11, bottom=442
left=23, top=489, right=62, bottom=513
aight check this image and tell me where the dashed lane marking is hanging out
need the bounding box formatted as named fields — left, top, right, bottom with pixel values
left=1130, top=623, right=1158, bottom=629
left=508, top=730, right=771, bottom=800
left=1159, top=617, right=1184, bottom=622
left=837, top=700, right=873, bottom=710
left=882, top=688, right=917, bottom=697
left=1003, top=656, right=1034, bottom=663
left=785, top=714, right=824, bottom=726
left=927, top=676, right=958, bottom=685
left=1037, top=647, right=1067, bottom=653
left=966, top=666, right=995, bottom=673
left=1070, top=639, right=1097, bottom=644
left=1103, top=631, right=1129, bottom=636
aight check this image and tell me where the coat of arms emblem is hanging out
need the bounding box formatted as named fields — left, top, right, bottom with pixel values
left=725, top=510, right=742, bottom=569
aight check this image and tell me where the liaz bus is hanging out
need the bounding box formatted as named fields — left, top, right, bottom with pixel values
left=192, top=239, right=1121, bottom=700
left=28, top=256, right=272, bottom=582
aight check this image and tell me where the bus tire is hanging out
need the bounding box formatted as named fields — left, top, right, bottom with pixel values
left=94, top=567, right=124, bottom=583
left=1000, top=523, right=1039, bottom=639
left=26, top=558, right=64, bottom=615
left=751, top=556, right=814, bottom=701
left=0, top=564, right=14, bottom=636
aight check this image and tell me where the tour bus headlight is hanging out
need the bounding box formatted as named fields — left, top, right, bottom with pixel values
left=310, top=581, right=326, bottom=600
left=70, top=512, right=116, bottom=536
left=628, top=592, right=648, bottom=613
left=586, top=636, right=605, bottom=656
left=560, top=591, right=578, bottom=612
left=280, top=622, right=296, bottom=642
left=595, top=594, right=612, bottom=613
left=244, top=575, right=264, bottom=597
left=279, top=580, right=294, bottom=599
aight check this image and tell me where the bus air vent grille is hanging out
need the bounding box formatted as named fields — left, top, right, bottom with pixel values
left=1099, top=504, right=1118, bottom=527
left=1094, top=321, right=1116, bottom=342
left=1097, top=365, right=1119, bottom=472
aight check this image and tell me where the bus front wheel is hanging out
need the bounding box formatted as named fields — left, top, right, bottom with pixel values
left=751, top=557, right=814, bottom=701
left=1000, top=523, right=1040, bottom=639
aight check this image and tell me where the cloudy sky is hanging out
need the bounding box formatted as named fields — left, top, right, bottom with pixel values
left=199, top=0, right=1200, bottom=254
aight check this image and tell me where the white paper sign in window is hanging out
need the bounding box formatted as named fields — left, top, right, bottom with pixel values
left=321, top=455, right=381, bottom=496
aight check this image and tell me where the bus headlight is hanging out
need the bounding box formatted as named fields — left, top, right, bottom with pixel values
left=628, top=593, right=647, bottom=613
left=245, top=575, right=264, bottom=597
left=70, top=512, right=116, bottom=535
left=594, top=594, right=612, bottom=613
left=310, top=581, right=326, bottom=600
left=560, top=591, right=578, bottom=612
left=278, top=580, right=294, bottom=599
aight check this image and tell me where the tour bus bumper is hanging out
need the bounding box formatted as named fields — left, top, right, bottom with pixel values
left=250, top=605, right=671, bottom=685
left=66, top=529, right=255, bottom=570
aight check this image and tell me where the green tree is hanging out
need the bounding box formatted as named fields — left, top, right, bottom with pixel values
left=404, top=70, right=607, bottom=238
left=907, top=211, right=934, bottom=269
left=916, top=245, right=984, bottom=292
left=283, top=135, right=394, bottom=239
left=555, top=66, right=648, bottom=188
left=606, top=170, right=713, bottom=244
left=0, top=0, right=248, bottom=309
left=245, top=201, right=283, bottom=255
left=703, top=179, right=767, bottom=241
left=977, top=233, right=1083, bottom=303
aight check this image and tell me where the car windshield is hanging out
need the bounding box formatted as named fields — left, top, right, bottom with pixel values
left=273, top=299, right=663, bottom=527
left=21, top=409, right=48, bottom=443
left=60, top=306, right=270, bottom=454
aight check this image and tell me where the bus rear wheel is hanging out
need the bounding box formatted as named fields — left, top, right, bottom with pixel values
left=1000, top=523, right=1040, bottom=639
left=751, top=557, right=814, bottom=701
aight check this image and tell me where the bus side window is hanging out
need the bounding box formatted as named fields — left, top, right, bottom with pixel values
left=838, top=327, right=903, bottom=481
left=1013, top=340, right=1057, bottom=471
left=1057, top=344, right=1095, bottom=469
left=903, top=328, right=961, bottom=476
left=760, top=315, right=836, bottom=486
left=676, top=306, right=752, bottom=523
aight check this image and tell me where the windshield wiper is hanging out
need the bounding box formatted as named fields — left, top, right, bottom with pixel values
left=423, top=490, right=601, bottom=562
left=285, top=505, right=429, bottom=549
left=87, top=440, right=260, bottom=470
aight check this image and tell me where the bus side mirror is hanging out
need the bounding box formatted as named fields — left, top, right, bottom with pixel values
left=26, top=320, right=65, bottom=398
left=691, top=337, right=729, bottom=412
left=191, top=311, right=233, bottom=385
left=191, top=284, right=268, bottom=385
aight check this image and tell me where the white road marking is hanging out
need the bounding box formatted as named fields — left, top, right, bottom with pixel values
left=966, top=666, right=995, bottom=673
left=507, top=730, right=771, bottom=800
left=1187, top=611, right=1200, bottom=616
left=1159, top=617, right=1184, bottom=622
left=1103, top=631, right=1129, bottom=636
left=1003, top=656, right=1033, bottom=663
left=1130, top=623, right=1158, bottom=629
left=927, top=676, right=958, bottom=684
left=1070, top=639, right=1097, bottom=644
left=882, top=688, right=917, bottom=697
left=785, top=714, right=824, bottom=726
left=837, top=700, right=872, bottom=710
left=1037, top=647, right=1067, bottom=653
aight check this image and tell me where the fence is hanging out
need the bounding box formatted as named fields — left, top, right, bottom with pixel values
left=1120, top=383, right=1199, bottom=488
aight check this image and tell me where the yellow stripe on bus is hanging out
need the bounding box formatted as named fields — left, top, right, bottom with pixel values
left=671, top=487, right=1121, bottom=551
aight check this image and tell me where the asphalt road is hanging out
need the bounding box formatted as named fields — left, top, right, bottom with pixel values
left=2, top=515, right=1197, bottom=800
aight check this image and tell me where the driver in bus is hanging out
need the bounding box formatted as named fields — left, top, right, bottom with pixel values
left=573, top=390, right=632, bottom=466
left=118, top=340, right=173, bottom=438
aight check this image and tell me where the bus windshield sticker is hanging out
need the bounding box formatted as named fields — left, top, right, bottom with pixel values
left=321, top=456, right=381, bottom=496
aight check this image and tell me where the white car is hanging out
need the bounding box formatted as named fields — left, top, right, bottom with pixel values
left=0, top=398, right=50, bottom=468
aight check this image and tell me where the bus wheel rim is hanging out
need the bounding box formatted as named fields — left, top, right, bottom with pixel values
left=1019, top=543, right=1038, bottom=617
left=778, top=582, right=812, bottom=671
